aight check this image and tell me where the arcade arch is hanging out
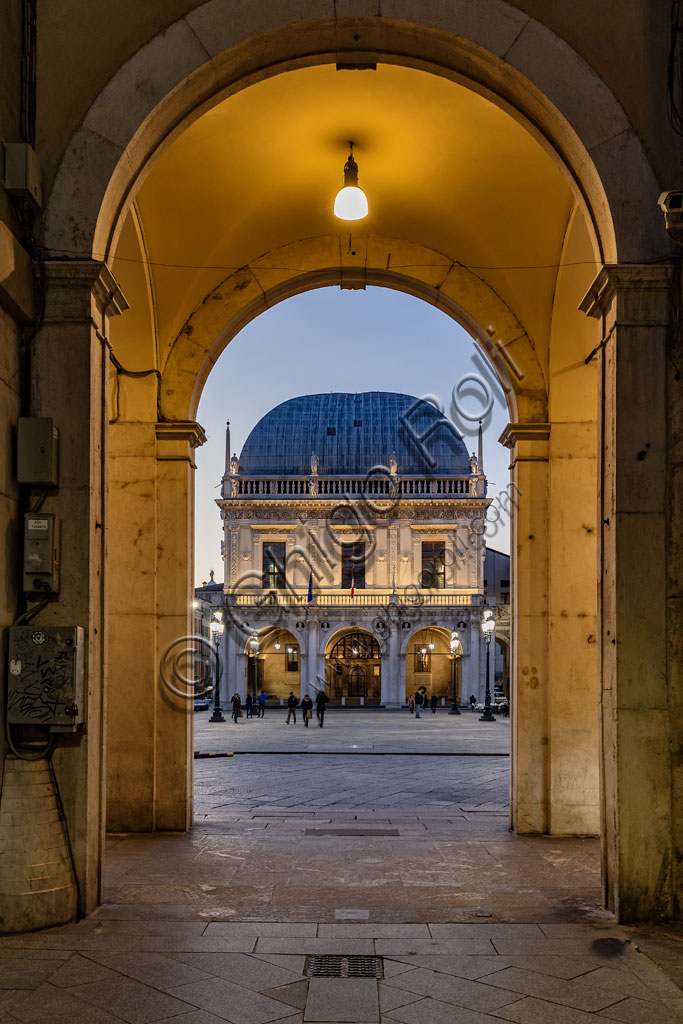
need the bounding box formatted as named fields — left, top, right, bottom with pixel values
left=325, top=628, right=383, bottom=705
left=28, top=3, right=676, bottom=925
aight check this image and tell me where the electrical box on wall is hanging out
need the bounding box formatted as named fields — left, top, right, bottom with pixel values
left=7, top=626, right=84, bottom=732
left=2, top=142, right=43, bottom=209
left=17, top=417, right=59, bottom=485
left=23, top=512, right=60, bottom=594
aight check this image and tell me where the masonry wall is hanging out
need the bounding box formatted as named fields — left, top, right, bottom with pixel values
left=0, top=0, right=27, bottom=786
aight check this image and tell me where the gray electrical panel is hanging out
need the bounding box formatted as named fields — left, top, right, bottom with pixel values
left=7, top=626, right=84, bottom=732
left=23, top=513, right=60, bottom=594
left=17, top=417, right=59, bottom=485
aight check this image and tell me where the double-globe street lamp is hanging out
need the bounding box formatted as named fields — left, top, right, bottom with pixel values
left=448, top=630, right=462, bottom=715
left=208, top=610, right=225, bottom=723
left=479, top=608, right=496, bottom=722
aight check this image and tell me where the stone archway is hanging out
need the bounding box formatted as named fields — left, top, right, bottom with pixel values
left=29, top=3, right=677, bottom=926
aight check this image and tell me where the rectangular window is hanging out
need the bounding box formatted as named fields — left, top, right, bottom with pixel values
left=262, top=542, right=286, bottom=589
left=341, top=541, right=365, bottom=589
left=414, top=645, right=431, bottom=672
left=421, top=541, right=445, bottom=589
left=286, top=647, right=299, bottom=672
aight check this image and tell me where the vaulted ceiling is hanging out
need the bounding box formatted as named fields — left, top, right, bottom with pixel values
left=110, top=62, right=594, bottom=377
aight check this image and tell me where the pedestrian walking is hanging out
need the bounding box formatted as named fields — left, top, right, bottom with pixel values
left=231, top=692, right=242, bottom=724
left=286, top=691, right=298, bottom=724
left=301, top=694, right=313, bottom=727
left=315, top=688, right=329, bottom=727
left=407, top=694, right=415, bottom=714
left=430, top=693, right=437, bottom=714
left=469, top=694, right=476, bottom=711
left=414, top=689, right=423, bottom=718
left=257, top=690, right=267, bottom=717
left=245, top=693, right=253, bottom=719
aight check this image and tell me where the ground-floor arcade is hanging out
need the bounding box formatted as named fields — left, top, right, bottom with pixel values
left=221, top=611, right=493, bottom=709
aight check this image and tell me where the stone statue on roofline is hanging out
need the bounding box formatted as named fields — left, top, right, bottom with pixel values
left=310, top=451, right=319, bottom=475
left=389, top=450, right=398, bottom=475
left=230, top=452, right=239, bottom=475
left=469, top=451, right=478, bottom=475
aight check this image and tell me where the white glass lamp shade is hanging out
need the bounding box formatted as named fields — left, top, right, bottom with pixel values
left=334, top=185, right=368, bottom=220
left=210, top=616, right=224, bottom=637
left=481, top=611, right=495, bottom=638
left=334, top=148, right=368, bottom=220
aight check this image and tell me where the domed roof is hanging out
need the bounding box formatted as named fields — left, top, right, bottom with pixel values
left=238, top=392, right=470, bottom=476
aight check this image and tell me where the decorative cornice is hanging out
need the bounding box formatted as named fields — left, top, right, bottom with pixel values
left=43, top=259, right=129, bottom=320
left=499, top=422, right=551, bottom=448
left=579, top=263, right=674, bottom=319
left=249, top=524, right=298, bottom=532
left=155, top=421, right=207, bottom=448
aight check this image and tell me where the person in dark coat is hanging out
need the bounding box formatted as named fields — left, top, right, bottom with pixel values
left=286, top=691, right=298, bottom=724
left=315, top=688, right=329, bottom=727
left=414, top=689, right=423, bottom=718
left=245, top=693, right=253, bottom=718
left=430, top=693, right=438, bottom=714
left=301, top=693, right=314, bottom=727
left=231, top=692, right=241, bottom=724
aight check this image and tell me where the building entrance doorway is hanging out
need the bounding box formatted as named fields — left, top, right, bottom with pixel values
left=326, top=631, right=381, bottom=705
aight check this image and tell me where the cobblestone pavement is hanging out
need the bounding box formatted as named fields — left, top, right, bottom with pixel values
left=2, top=716, right=682, bottom=1022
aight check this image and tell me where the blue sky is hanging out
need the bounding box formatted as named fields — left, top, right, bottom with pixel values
left=195, top=287, right=511, bottom=584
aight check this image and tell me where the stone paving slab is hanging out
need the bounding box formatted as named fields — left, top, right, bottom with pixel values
left=304, top=977, right=379, bottom=1021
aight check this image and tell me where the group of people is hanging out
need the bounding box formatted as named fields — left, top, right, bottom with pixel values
left=227, top=688, right=329, bottom=726
left=285, top=688, right=329, bottom=727
left=229, top=689, right=268, bottom=723
left=407, top=687, right=438, bottom=718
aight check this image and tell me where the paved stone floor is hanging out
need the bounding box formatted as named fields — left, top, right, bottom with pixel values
left=1, top=712, right=682, bottom=1022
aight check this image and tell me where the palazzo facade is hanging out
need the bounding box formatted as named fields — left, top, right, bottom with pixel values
left=216, top=392, right=494, bottom=707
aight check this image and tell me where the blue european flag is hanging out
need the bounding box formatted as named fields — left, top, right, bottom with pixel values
left=307, top=572, right=313, bottom=603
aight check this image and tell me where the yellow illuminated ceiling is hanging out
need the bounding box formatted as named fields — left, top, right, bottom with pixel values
left=111, top=62, right=585, bottom=371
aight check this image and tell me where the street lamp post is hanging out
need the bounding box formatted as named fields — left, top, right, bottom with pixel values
left=448, top=630, right=462, bottom=715
left=208, top=611, right=225, bottom=723
left=479, top=609, right=496, bottom=722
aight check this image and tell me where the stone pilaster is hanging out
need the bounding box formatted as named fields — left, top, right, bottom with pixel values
left=581, top=263, right=675, bottom=921
left=27, top=260, right=127, bottom=918
left=500, top=422, right=551, bottom=835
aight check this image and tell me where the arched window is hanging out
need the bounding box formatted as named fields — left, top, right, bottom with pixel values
left=329, top=632, right=380, bottom=660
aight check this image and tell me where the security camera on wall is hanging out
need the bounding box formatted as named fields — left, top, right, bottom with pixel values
left=658, top=190, right=683, bottom=239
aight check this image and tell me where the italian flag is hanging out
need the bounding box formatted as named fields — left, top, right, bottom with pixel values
left=350, top=582, right=355, bottom=599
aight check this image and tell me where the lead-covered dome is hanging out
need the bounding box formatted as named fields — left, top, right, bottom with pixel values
left=238, top=392, right=470, bottom=476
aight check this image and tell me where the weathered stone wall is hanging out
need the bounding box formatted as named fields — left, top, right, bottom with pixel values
left=0, top=1, right=27, bottom=788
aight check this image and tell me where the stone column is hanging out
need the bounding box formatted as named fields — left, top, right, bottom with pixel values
left=225, top=625, right=238, bottom=700
left=306, top=618, right=318, bottom=697
left=500, top=423, right=550, bottom=834
left=28, top=261, right=127, bottom=917
left=384, top=625, right=401, bottom=707
left=580, top=264, right=675, bottom=921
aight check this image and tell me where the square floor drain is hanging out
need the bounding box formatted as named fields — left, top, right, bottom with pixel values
left=306, top=955, right=383, bottom=979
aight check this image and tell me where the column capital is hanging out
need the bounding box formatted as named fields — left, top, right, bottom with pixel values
left=155, top=421, right=207, bottom=449
left=498, top=422, right=551, bottom=449
left=43, top=259, right=128, bottom=321
left=155, top=421, right=207, bottom=466
left=579, top=263, right=674, bottom=319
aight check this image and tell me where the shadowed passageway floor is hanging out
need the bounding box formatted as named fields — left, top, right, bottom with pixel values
left=2, top=713, right=682, bottom=1022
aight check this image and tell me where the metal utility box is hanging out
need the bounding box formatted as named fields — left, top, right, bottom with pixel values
left=17, top=417, right=59, bottom=485
left=23, top=513, right=60, bottom=594
left=7, top=626, right=85, bottom=731
left=3, top=142, right=43, bottom=209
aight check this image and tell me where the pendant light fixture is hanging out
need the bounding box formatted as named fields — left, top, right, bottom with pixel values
left=334, top=142, right=368, bottom=221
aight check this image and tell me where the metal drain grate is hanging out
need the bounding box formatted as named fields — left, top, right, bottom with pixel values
left=306, top=955, right=383, bottom=979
